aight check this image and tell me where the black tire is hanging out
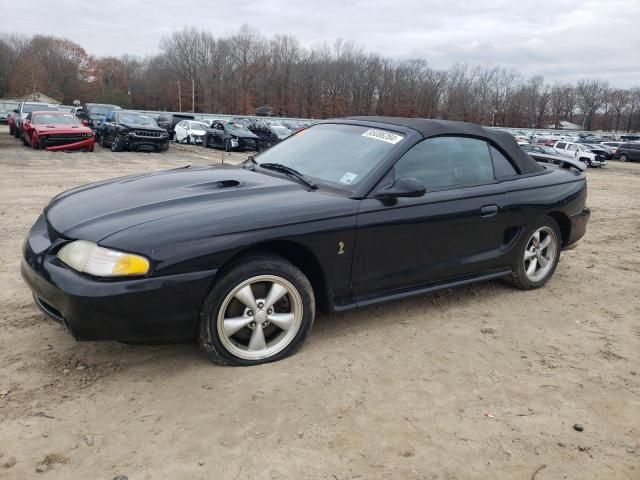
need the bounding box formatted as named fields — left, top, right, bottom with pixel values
left=579, top=157, right=591, bottom=168
left=224, top=138, right=231, bottom=152
left=14, top=127, right=20, bottom=138
left=505, top=216, right=561, bottom=290
left=21, top=133, right=29, bottom=146
left=111, top=134, right=124, bottom=152
left=619, top=153, right=628, bottom=162
left=199, top=254, right=315, bottom=366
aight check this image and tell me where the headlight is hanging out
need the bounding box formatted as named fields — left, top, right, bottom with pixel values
left=57, top=240, right=150, bottom=277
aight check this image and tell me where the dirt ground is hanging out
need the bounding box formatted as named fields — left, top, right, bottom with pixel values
left=0, top=124, right=638, bottom=480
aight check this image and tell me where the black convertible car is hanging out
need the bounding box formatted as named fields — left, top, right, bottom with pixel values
left=21, top=117, right=590, bottom=366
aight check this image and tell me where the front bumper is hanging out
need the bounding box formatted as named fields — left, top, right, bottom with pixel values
left=125, top=133, right=170, bottom=152
left=564, top=207, right=591, bottom=249
left=42, top=137, right=95, bottom=151
left=21, top=216, right=216, bottom=342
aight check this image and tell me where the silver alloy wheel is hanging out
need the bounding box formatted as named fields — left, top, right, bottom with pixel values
left=216, top=275, right=303, bottom=361
left=523, top=226, right=558, bottom=282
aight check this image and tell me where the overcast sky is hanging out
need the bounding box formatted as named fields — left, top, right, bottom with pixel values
left=2, top=0, right=639, bottom=86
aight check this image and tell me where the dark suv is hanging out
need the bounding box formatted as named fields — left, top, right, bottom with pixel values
left=98, top=110, right=170, bottom=152
left=76, top=103, right=121, bottom=131
left=614, top=143, right=640, bottom=162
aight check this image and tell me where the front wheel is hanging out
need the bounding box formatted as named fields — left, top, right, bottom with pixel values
left=506, top=217, right=561, bottom=290
left=619, top=153, right=628, bottom=162
left=111, top=134, right=124, bottom=152
left=199, top=254, right=315, bottom=366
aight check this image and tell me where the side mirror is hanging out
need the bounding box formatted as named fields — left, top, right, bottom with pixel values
left=375, top=177, right=426, bottom=199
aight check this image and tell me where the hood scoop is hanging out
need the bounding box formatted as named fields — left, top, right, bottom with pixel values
left=186, top=179, right=242, bottom=190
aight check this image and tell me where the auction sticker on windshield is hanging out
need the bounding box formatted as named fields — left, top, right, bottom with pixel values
left=339, top=172, right=358, bottom=184
left=361, top=129, right=404, bottom=144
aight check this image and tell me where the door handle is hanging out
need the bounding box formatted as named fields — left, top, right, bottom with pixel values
left=480, top=205, right=498, bottom=217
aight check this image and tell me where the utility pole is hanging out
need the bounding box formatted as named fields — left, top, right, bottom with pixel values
left=191, top=78, right=195, bottom=113
left=177, top=80, right=182, bottom=112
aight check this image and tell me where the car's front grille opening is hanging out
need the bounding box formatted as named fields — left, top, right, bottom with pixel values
left=46, top=222, right=61, bottom=242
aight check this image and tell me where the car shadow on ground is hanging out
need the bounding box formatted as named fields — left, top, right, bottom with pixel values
left=34, top=279, right=515, bottom=373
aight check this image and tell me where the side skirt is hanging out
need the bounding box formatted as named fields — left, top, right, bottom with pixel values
left=332, top=269, right=512, bottom=313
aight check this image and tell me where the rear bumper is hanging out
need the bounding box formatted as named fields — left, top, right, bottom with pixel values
left=564, top=207, right=590, bottom=249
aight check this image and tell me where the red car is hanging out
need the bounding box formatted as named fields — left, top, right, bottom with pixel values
left=8, top=112, right=16, bottom=136
left=21, top=111, right=95, bottom=151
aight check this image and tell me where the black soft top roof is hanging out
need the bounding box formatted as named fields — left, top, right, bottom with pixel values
left=346, top=116, right=543, bottom=174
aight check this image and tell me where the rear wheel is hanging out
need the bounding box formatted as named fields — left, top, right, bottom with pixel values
left=506, top=217, right=561, bottom=290
left=619, top=153, right=628, bottom=162
left=199, top=254, right=315, bottom=366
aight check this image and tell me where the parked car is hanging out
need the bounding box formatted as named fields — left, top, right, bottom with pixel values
left=21, top=117, right=590, bottom=366
left=269, top=125, right=292, bottom=141
left=75, top=103, right=121, bottom=132
left=21, top=111, right=95, bottom=151
left=552, top=141, right=607, bottom=168
left=97, top=110, right=170, bottom=152
left=581, top=143, right=613, bottom=159
left=156, top=113, right=195, bottom=140
left=203, top=121, right=260, bottom=151
left=13, top=102, right=59, bottom=139
left=521, top=144, right=557, bottom=154
left=174, top=120, right=209, bottom=144
left=527, top=152, right=588, bottom=172
left=0, top=101, right=19, bottom=125
left=600, top=141, right=623, bottom=150
left=614, top=142, right=640, bottom=162
left=8, top=112, right=16, bottom=135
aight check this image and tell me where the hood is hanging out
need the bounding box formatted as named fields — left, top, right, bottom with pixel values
left=45, top=165, right=353, bottom=247
left=121, top=122, right=165, bottom=132
left=227, top=129, right=259, bottom=139
left=34, top=124, right=92, bottom=134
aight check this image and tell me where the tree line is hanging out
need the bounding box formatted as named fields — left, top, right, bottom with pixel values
left=1, top=25, right=639, bottom=131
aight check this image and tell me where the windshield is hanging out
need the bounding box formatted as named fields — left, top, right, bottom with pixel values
left=190, top=121, right=209, bottom=130
left=228, top=122, right=251, bottom=132
left=254, top=123, right=404, bottom=190
left=33, top=113, right=80, bottom=125
left=542, top=146, right=556, bottom=153
left=89, top=105, right=118, bottom=116
left=23, top=104, right=57, bottom=113
left=120, top=113, right=158, bottom=127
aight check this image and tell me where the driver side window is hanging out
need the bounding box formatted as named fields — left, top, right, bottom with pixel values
left=393, top=136, right=495, bottom=190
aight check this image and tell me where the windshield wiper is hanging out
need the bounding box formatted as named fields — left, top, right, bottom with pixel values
left=259, top=162, right=317, bottom=190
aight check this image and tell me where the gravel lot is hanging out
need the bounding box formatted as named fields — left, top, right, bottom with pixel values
left=0, top=125, right=638, bottom=479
